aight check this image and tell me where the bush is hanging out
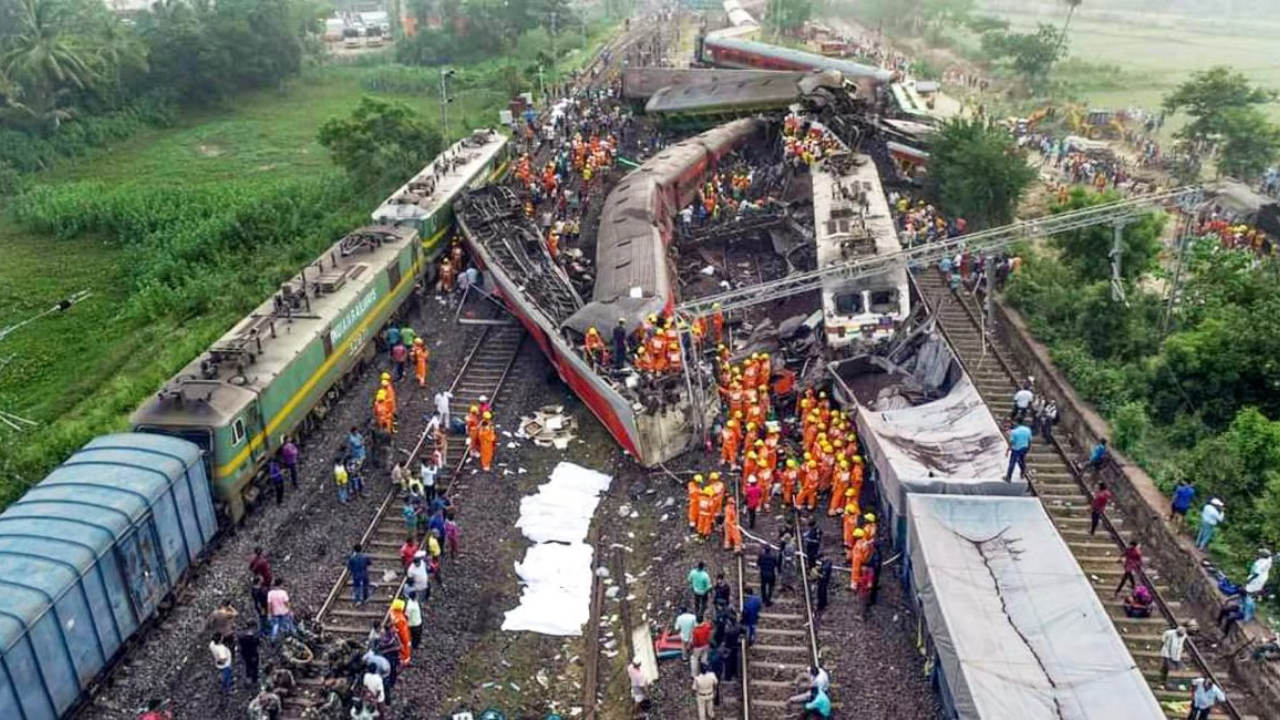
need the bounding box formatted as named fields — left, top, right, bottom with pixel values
left=0, top=97, right=176, bottom=173
left=0, top=161, right=22, bottom=198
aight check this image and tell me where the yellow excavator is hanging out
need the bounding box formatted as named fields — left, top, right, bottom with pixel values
left=1066, top=105, right=1126, bottom=140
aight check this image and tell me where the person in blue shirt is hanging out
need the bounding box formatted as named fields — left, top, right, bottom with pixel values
left=741, top=586, right=762, bottom=646
left=803, top=686, right=832, bottom=718
left=1170, top=479, right=1196, bottom=521
left=1087, top=437, right=1109, bottom=474
left=348, top=427, right=366, bottom=465
left=1005, top=421, right=1033, bottom=482
left=348, top=543, right=372, bottom=605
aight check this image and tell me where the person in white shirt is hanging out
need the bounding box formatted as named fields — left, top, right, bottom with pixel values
left=1012, top=385, right=1035, bottom=422
left=362, top=663, right=385, bottom=704
left=786, top=664, right=829, bottom=704
left=1188, top=677, right=1226, bottom=720
left=1246, top=548, right=1272, bottom=594
left=210, top=635, right=233, bottom=693
left=406, top=553, right=430, bottom=596
left=1159, top=626, right=1186, bottom=686
left=405, top=593, right=424, bottom=650
left=434, top=391, right=453, bottom=428
left=628, top=657, right=648, bottom=713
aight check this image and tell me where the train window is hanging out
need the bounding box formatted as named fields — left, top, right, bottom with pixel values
left=835, top=292, right=864, bottom=315
left=231, top=418, right=247, bottom=446
left=870, top=290, right=899, bottom=313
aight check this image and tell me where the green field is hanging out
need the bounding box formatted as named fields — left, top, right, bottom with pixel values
left=994, top=6, right=1280, bottom=124
left=0, top=61, right=503, bottom=502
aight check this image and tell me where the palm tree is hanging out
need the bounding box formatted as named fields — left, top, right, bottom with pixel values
left=0, top=0, right=101, bottom=104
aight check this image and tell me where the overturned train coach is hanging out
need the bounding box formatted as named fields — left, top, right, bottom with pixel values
left=458, top=119, right=766, bottom=464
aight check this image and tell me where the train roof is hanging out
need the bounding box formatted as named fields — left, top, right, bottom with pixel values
left=704, top=35, right=893, bottom=83
left=371, top=129, right=508, bottom=227
left=907, top=494, right=1166, bottom=720
left=131, top=225, right=419, bottom=429
left=0, top=434, right=206, bottom=651
left=622, top=68, right=801, bottom=101
left=812, top=154, right=901, bottom=276
left=644, top=72, right=838, bottom=115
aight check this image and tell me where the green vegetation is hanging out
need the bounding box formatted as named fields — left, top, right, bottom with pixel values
left=1162, top=66, right=1280, bottom=181
left=1005, top=189, right=1280, bottom=578
left=980, top=22, right=1066, bottom=89
left=927, top=118, right=1038, bottom=229
left=318, top=96, right=443, bottom=190
left=764, top=0, right=813, bottom=36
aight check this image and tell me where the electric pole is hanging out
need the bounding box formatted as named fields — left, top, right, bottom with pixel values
left=439, top=67, right=455, bottom=141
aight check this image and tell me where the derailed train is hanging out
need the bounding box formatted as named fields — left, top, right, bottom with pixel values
left=0, top=130, right=510, bottom=720
left=460, top=119, right=767, bottom=465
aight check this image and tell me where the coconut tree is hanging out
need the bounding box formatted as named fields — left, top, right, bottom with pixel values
left=1054, top=0, right=1082, bottom=60
left=0, top=0, right=101, bottom=106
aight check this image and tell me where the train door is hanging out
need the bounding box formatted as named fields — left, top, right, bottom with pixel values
left=245, top=402, right=268, bottom=465
left=116, top=520, right=169, bottom=620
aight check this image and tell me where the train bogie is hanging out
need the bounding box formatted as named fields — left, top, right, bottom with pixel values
left=0, top=434, right=214, bottom=720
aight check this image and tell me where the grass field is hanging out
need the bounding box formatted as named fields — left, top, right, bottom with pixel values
left=994, top=6, right=1280, bottom=125
left=0, top=59, right=504, bottom=502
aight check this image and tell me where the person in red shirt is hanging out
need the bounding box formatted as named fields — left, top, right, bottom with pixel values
left=249, top=547, right=272, bottom=589
left=857, top=560, right=877, bottom=620
left=744, top=477, right=764, bottom=530
left=1115, top=540, right=1144, bottom=597
left=688, top=619, right=712, bottom=679
left=1090, top=481, right=1113, bottom=536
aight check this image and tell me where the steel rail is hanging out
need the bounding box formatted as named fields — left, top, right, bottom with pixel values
left=931, top=273, right=1244, bottom=720
left=314, top=325, right=523, bottom=625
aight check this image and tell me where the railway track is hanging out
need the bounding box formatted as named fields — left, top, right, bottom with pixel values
left=915, top=269, right=1254, bottom=720
left=734, top=479, right=824, bottom=720
left=281, top=324, right=524, bottom=718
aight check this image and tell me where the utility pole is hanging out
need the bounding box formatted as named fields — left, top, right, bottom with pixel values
left=1109, top=221, right=1126, bottom=303
left=439, top=67, right=455, bottom=141
left=551, top=11, right=558, bottom=62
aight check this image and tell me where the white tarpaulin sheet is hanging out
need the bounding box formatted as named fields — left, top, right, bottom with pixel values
left=906, top=495, right=1164, bottom=720
left=856, top=374, right=1027, bottom=518
left=502, top=462, right=612, bottom=636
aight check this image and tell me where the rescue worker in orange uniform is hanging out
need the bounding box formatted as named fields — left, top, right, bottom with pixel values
left=796, top=461, right=819, bottom=511
left=711, top=302, right=725, bottom=344
left=583, top=327, right=606, bottom=366
left=696, top=486, right=716, bottom=538
left=829, top=460, right=852, bottom=516
left=478, top=412, right=497, bottom=471
left=666, top=342, right=683, bottom=372
left=374, top=389, right=394, bottom=433
left=842, top=496, right=860, bottom=548
left=389, top=598, right=412, bottom=665
left=742, top=451, right=758, bottom=483
left=781, top=458, right=799, bottom=507
left=720, top=420, right=740, bottom=468
left=411, top=337, right=429, bottom=388
left=466, top=405, right=481, bottom=459
left=722, top=497, right=743, bottom=552
left=708, top=472, right=725, bottom=518
left=861, top=513, right=878, bottom=544
left=439, top=257, right=456, bottom=293
left=687, top=474, right=704, bottom=531
left=380, top=374, right=397, bottom=414
left=849, top=529, right=872, bottom=590
left=759, top=466, right=776, bottom=511
left=743, top=422, right=760, bottom=453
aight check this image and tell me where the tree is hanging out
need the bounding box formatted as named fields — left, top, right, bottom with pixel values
left=921, top=0, right=975, bottom=30
left=1163, top=66, right=1277, bottom=145
left=318, top=96, right=443, bottom=193
left=1214, top=105, right=1280, bottom=181
left=0, top=0, right=101, bottom=125
left=1050, top=187, right=1166, bottom=285
left=981, top=23, right=1065, bottom=88
left=928, top=118, right=1037, bottom=230
left=765, top=0, right=812, bottom=36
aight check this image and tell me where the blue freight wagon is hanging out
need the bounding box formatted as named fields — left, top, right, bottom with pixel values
left=0, top=433, right=215, bottom=720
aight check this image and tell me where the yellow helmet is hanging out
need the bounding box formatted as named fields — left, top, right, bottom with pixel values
left=747, top=422, right=757, bottom=430
left=727, top=419, right=738, bottom=428
left=839, top=460, right=849, bottom=469
left=391, top=598, right=406, bottom=611
left=822, top=444, right=833, bottom=453
left=470, top=404, right=479, bottom=413
left=694, top=474, right=704, bottom=483
left=754, top=439, right=765, bottom=446
left=713, top=302, right=722, bottom=309
left=381, top=378, right=390, bottom=387
left=587, top=327, right=598, bottom=335
left=845, top=488, right=856, bottom=497
left=786, top=459, right=798, bottom=468
left=376, top=389, right=388, bottom=401
left=864, top=513, right=876, bottom=522
left=803, top=452, right=812, bottom=460
left=845, top=504, right=857, bottom=514
left=853, top=528, right=865, bottom=538
left=853, top=455, right=863, bottom=464
left=703, top=486, right=716, bottom=496
left=381, top=372, right=391, bottom=381
left=758, top=385, right=767, bottom=392
left=483, top=411, right=492, bottom=420
left=709, top=472, right=720, bottom=481
left=746, top=451, right=757, bottom=459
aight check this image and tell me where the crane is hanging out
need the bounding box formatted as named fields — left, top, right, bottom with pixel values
left=676, top=187, right=1204, bottom=317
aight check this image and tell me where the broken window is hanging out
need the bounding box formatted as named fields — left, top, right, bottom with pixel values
left=835, top=292, right=865, bottom=315
left=869, top=289, right=899, bottom=314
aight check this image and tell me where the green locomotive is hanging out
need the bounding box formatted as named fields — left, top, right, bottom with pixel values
left=132, top=130, right=510, bottom=522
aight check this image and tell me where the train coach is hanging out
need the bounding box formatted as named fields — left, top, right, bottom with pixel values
left=699, top=34, right=894, bottom=85
left=130, top=131, right=510, bottom=525
left=0, top=434, right=214, bottom=720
